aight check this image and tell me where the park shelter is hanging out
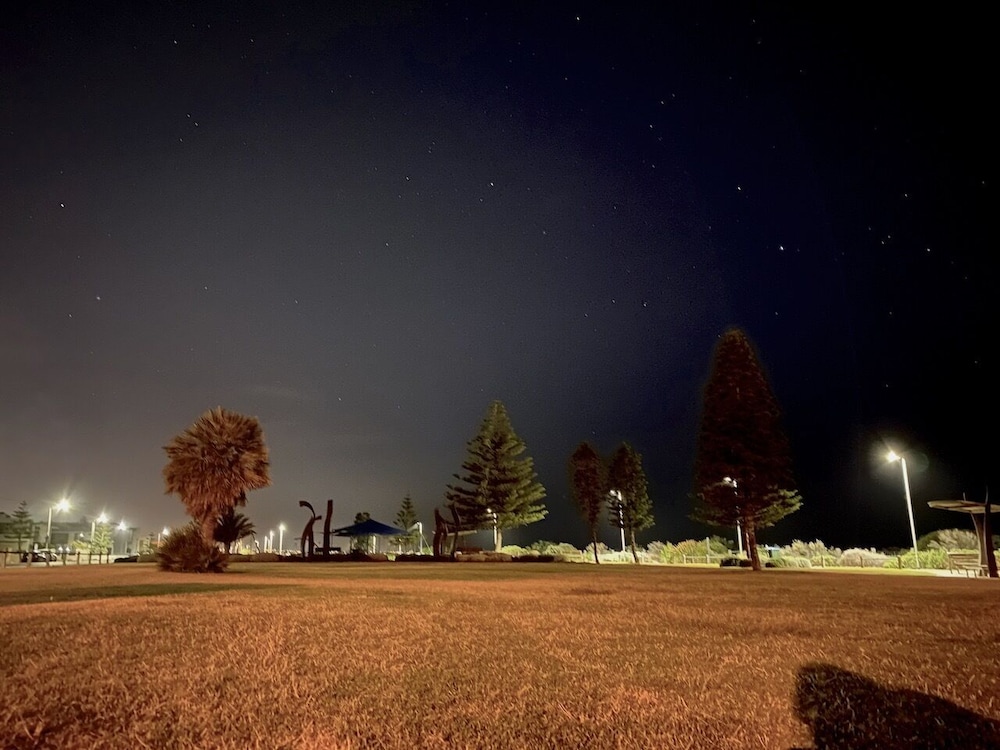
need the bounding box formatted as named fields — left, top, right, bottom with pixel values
left=330, top=519, right=409, bottom=553
left=927, top=495, right=998, bottom=578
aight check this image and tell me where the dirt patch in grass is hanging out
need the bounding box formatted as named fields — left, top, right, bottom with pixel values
left=1, top=564, right=997, bottom=749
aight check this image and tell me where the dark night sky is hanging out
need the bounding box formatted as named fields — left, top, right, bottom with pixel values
left=1, top=2, right=992, bottom=551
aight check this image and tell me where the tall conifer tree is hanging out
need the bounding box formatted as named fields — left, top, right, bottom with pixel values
left=394, top=494, right=419, bottom=552
left=11, top=500, right=35, bottom=551
left=692, top=327, right=802, bottom=570
left=446, top=400, right=546, bottom=551
left=569, top=442, right=607, bottom=563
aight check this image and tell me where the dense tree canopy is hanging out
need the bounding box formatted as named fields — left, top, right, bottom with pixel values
left=214, top=508, right=256, bottom=553
left=607, top=442, right=655, bottom=563
left=569, top=442, right=607, bottom=563
left=163, top=407, right=271, bottom=545
left=445, top=400, right=546, bottom=551
left=692, top=328, right=801, bottom=570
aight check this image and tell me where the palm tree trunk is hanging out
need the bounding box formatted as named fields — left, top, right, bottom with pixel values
left=592, top=532, right=600, bottom=564
left=629, top=529, right=639, bottom=563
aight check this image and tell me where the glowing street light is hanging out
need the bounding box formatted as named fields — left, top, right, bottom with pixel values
left=278, top=523, right=286, bottom=555
left=887, top=450, right=920, bottom=568
left=46, top=498, right=71, bottom=549
left=158, top=527, right=170, bottom=546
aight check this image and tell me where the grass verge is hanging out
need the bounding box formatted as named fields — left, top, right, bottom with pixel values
left=1, top=563, right=997, bottom=749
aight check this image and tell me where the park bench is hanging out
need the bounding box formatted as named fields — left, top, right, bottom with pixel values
left=947, top=551, right=985, bottom=577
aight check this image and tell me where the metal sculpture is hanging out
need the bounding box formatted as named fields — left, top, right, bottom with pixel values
left=299, top=500, right=322, bottom=557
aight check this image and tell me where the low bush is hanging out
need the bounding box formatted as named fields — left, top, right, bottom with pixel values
left=156, top=522, right=228, bottom=573
left=837, top=548, right=890, bottom=568
left=885, top=548, right=952, bottom=570
left=720, top=557, right=751, bottom=568
left=765, top=556, right=812, bottom=569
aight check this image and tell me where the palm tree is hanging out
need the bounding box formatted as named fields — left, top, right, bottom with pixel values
left=163, top=407, right=271, bottom=545
left=214, top=508, right=256, bottom=553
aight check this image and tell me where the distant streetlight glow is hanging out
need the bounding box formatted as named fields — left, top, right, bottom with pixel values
left=278, top=523, right=286, bottom=555
left=887, top=450, right=920, bottom=568
left=46, top=498, right=71, bottom=549
left=90, top=512, right=109, bottom=547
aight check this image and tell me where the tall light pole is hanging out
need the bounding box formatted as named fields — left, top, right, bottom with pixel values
left=46, top=498, right=70, bottom=549
left=887, top=450, right=920, bottom=568
left=610, top=490, right=626, bottom=553
left=278, top=523, right=285, bottom=555
left=117, top=520, right=127, bottom=556
left=723, top=477, right=743, bottom=555
left=486, top=508, right=498, bottom=551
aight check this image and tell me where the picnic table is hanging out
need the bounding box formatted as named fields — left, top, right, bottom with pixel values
left=928, top=496, right=998, bottom=578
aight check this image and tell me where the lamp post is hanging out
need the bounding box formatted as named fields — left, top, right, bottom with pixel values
left=46, top=498, right=70, bottom=549
left=723, top=477, right=743, bottom=555
left=486, top=508, right=498, bottom=551
left=610, top=490, right=626, bottom=553
left=887, top=450, right=920, bottom=568
left=278, top=524, right=285, bottom=555
left=158, top=527, right=170, bottom=547
left=117, top=520, right=127, bottom=556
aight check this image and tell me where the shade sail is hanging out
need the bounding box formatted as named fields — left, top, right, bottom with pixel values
left=330, top=518, right=409, bottom=537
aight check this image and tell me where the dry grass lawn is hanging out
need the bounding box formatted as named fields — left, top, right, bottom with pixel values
left=1, top=562, right=998, bottom=749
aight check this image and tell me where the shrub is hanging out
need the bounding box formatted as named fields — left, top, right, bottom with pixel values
left=886, top=548, right=951, bottom=570
left=922, top=529, right=979, bottom=552
left=720, top=557, right=751, bottom=568
left=784, top=539, right=842, bottom=561
left=661, top=539, right=729, bottom=564
left=765, top=555, right=812, bottom=569
left=157, top=522, right=229, bottom=573
left=501, top=545, right=528, bottom=557
left=837, top=548, right=889, bottom=568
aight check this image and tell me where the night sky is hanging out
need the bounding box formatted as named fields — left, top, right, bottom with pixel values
left=2, top=2, right=991, bottom=552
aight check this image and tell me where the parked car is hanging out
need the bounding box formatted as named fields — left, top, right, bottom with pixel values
left=113, top=555, right=139, bottom=563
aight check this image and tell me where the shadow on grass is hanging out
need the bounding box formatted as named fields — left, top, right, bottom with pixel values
left=792, top=663, right=1000, bottom=749
left=0, top=583, right=288, bottom=608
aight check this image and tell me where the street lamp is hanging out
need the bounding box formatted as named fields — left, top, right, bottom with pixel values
left=158, top=527, right=170, bottom=546
left=485, top=508, right=498, bottom=551
left=610, top=490, right=626, bottom=553
left=887, top=450, right=920, bottom=568
left=278, top=523, right=286, bottom=555
left=117, top=520, right=127, bottom=555
left=46, top=498, right=70, bottom=549
left=723, top=477, right=743, bottom=555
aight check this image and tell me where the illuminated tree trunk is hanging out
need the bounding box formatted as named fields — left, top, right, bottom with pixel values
left=746, top=521, right=762, bottom=571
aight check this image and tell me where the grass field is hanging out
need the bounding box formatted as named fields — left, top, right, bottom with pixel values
left=1, top=562, right=998, bottom=749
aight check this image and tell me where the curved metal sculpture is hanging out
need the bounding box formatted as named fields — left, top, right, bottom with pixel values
left=433, top=506, right=479, bottom=558
left=299, top=500, right=322, bottom=558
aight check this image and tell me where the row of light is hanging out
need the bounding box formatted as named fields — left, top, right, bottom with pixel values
left=47, top=498, right=140, bottom=552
